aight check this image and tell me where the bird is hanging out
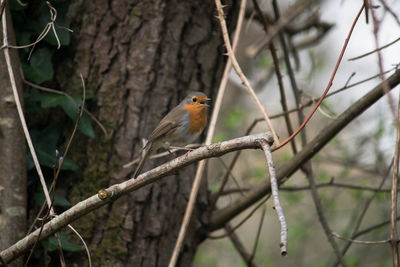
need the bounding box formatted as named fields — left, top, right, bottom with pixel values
left=133, top=92, right=210, bottom=178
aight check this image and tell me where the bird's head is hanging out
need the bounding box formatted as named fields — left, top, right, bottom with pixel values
left=181, top=92, right=211, bottom=109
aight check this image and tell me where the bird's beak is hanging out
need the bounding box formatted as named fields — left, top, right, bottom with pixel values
left=200, top=98, right=211, bottom=107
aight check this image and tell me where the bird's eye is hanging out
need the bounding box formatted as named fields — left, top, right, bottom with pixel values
left=192, top=97, right=197, bottom=102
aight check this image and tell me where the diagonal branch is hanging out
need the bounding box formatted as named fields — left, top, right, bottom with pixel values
left=168, top=0, right=248, bottom=265
left=0, top=133, right=273, bottom=264
left=209, top=68, right=400, bottom=231
left=214, top=0, right=279, bottom=145
left=390, top=90, right=400, bottom=265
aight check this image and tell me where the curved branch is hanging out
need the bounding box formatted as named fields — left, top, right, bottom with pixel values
left=209, top=69, right=400, bottom=231
left=0, top=133, right=273, bottom=264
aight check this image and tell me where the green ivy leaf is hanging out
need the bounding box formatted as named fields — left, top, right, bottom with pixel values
left=22, top=47, right=54, bottom=84
left=31, top=2, right=71, bottom=46
left=9, top=0, right=28, bottom=11
left=42, top=232, right=82, bottom=252
left=29, top=126, right=79, bottom=171
left=34, top=192, right=71, bottom=208
left=41, top=93, right=95, bottom=138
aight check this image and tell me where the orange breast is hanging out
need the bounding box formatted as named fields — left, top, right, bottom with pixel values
left=183, top=105, right=207, bottom=134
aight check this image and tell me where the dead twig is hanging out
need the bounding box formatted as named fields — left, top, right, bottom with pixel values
left=225, top=224, right=258, bottom=267
left=280, top=179, right=391, bottom=193
left=168, top=0, right=248, bottom=266
left=24, top=79, right=108, bottom=137
left=0, top=0, right=6, bottom=21
left=272, top=3, right=365, bottom=152
left=252, top=0, right=297, bottom=154
left=214, top=0, right=279, bottom=145
left=208, top=196, right=269, bottom=239
left=371, top=7, right=396, bottom=118
left=0, top=132, right=273, bottom=264
left=67, top=225, right=92, bottom=267
left=332, top=232, right=390, bottom=245
left=249, top=206, right=266, bottom=261
left=348, top=37, right=400, bottom=61
left=209, top=67, right=400, bottom=234
left=258, top=139, right=287, bottom=255
left=390, top=91, right=400, bottom=265
left=334, top=160, right=393, bottom=266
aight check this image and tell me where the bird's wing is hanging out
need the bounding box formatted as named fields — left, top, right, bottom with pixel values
left=148, top=119, right=179, bottom=144
left=147, top=105, right=184, bottom=143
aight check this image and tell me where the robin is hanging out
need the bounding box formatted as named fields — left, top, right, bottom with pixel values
left=133, top=92, right=210, bottom=178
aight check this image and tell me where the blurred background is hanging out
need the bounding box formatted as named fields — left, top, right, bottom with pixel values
left=195, top=0, right=400, bottom=266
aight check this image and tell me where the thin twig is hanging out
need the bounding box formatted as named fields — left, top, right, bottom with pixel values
left=390, top=91, right=400, bottom=266
left=0, top=1, right=72, bottom=55
left=2, top=10, right=67, bottom=265
left=258, top=140, right=287, bottom=255
left=24, top=79, right=108, bottom=137
left=225, top=224, right=258, bottom=267
left=49, top=74, right=86, bottom=193
left=280, top=180, right=391, bottom=193
left=168, top=0, right=248, bottom=266
left=252, top=0, right=296, bottom=153
left=364, top=0, right=369, bottom=24
left=272, top=0, right=306, bottom=148
left=348, top=37, right=400, bottom=61
left=24, top=75, right=87, bottom=267
left=378, top=0, right=400, bottom=25
left=268, top=68, right=396, bottom=120
left=250, top=206, right=266, bottom=262
left=2, top=4, right=52, bottom=211
left=208, top=196, right=269, bottom=239
left=272, top=3, right=365, bottom=152
left=67, top=225, right=92, bottom=267
left=334, top=160, right=393, bottom=266
left=371, top=7, right=396, bottom=118
left=247, top=0, right=314, bottom=58
left=305, top=165, right=347, bottom=266
left=355, top=216, right=400, bottom=238
left=332, top=232, right=390, bottom=245
left=0, top=0, right=6, bottom=21
left=214, top=0, right=279, bottom=145
left=209, top=119, right=259, bottom=214
left=123, top=144, right=200, bottom=168
left=209, top=68, right=400, bottom=234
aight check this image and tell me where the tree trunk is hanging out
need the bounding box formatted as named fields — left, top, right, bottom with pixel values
left=54, top=0, right=237, bottom=265
left=0, top=7, right=27, bottom=267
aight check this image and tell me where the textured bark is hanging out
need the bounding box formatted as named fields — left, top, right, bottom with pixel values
left=54, top=0, right=237, bottom=266
left=0, top=7, right=27, bottom=267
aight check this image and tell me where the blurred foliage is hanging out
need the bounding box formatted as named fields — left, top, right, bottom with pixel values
left=224, top=107, right=245, bottom=131
left=41, top=92, right=95, bottom=137
left=34, top=191, right=71, bottom=208
left=251, top=166, right=267, bottom=182
left=9, top=0, right=93, bottom=261
left=28, top=124, right=79, bottom=171
left=41, top=232, right=82, bottom=252
left=257, top=53, right=272, bottom=69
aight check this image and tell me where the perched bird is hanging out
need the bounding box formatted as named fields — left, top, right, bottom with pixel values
left=133, top=92, right=210, bottom=178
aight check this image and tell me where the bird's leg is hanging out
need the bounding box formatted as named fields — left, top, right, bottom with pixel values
left=162, top=142, right=176, bottom=157
left=169, top=145, right=194, bottom=151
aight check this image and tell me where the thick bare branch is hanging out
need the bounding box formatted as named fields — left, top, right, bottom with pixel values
left=0, top=133, right=273, bottom=264
left=209, top=69, right=400, bottom=231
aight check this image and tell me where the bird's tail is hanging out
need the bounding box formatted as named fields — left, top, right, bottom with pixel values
left=133, top=143, right=152, bottom=178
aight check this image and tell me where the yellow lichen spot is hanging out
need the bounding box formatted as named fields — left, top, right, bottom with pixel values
left=98, top=189, right=108, bottom=200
